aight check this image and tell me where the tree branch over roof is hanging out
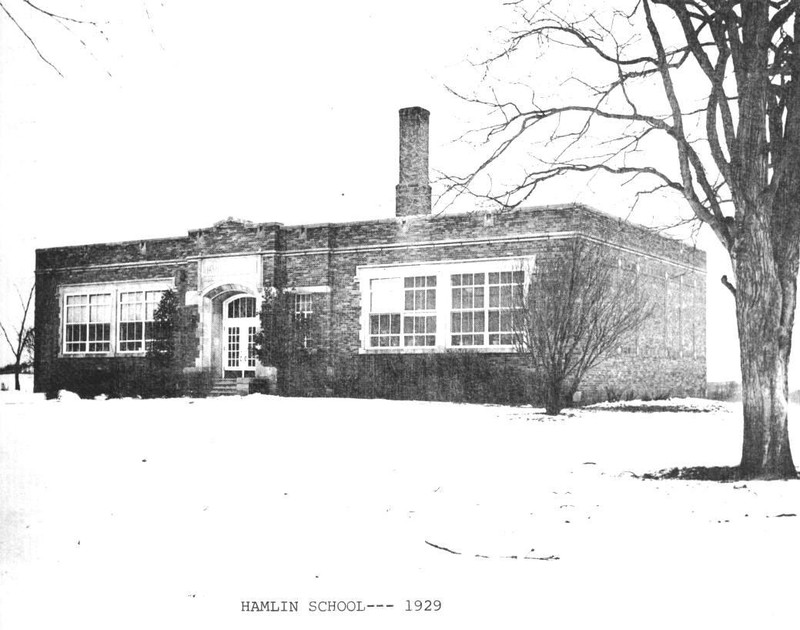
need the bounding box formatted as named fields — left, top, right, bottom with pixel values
left=442, top=0, right=800, bottom=255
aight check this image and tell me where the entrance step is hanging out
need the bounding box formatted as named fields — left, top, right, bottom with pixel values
left=208, top=378, right=242, bottom=397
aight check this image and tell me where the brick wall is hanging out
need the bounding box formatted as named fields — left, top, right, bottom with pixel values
left=296, top=206, right=705, bottom=402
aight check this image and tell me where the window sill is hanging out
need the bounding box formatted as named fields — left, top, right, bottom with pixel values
left=59, top=352, right=148, bottom=359
left=359, top=346, right=518, bottom=355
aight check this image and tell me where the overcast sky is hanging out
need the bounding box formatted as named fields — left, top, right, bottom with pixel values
left=0, top=0, right=751, bottom=383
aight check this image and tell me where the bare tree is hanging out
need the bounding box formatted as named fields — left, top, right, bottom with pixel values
left=1, top=284, right=34, bottom=391
left=0, top=0, right=114, bottom=76
left=0, top=0, right=166, bottom=77
left=445, top=0, right=800, bottom=479
left=512, top=240, right=653, bottom=415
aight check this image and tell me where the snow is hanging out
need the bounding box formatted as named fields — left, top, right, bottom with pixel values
left=0, top=373, right=33, bottom=393
left=586, top=396, right=731, bottom=413
left=1, top=395, right=798, bottom=629
left=56, top=389, right=82, bottom=402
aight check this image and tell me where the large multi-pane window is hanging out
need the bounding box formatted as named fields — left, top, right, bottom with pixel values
left=364, top=263, right=526, bottom=351
left=65, top=293, right=112, bottom=353
left=62, top=282, right=171, bottom=355
left=450, top=271, right=522, bottom=346
left=369, top=276, right=438, bottom=348
left=118, top=290, right=164, bottom=352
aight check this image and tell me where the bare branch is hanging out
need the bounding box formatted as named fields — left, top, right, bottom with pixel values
left=0, top=321, right=18, bottom=356
left=0, top=1, right=63, bottom=77
left=721, top=274, right=737, bottom=297
left=20, top=0, right=97, bottom=26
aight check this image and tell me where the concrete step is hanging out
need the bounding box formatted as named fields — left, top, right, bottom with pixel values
left=209, top=379, right=241, bottom=397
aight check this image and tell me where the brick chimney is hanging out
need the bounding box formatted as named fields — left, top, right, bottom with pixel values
left=396, top=106, right=431, bottom=217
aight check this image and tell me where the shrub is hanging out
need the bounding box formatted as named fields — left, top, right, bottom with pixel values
left=330, top=352, right=534, bottom=405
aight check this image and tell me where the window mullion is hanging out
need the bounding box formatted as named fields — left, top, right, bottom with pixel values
left=112, top=289, right=118, bottom=354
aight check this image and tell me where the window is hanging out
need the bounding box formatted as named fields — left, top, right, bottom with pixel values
left=293, top=294, right=313, bottom=321
left=228, top=296, right=257, bottom=318
left=118, top=291, right=164, bottom=352
left=246, top=325, right=257, bottom=368
left=65, top=293, right=111, bottom=353
left=61, top=280, right=172, bottom=356
left=293, top=294, right=313, bottom=348
left=451, top=271, right=523, bottom=347
left=360, top=259, right=530, bottom=353
left=369, top=276, right=437, bottom=348
left=403, top=276, right=436, bottom=346
left=369, top=278, right=402, bottom=347
left=451, top=273, right=485, bottom=346
left=487, top=271, right=523, bottom=345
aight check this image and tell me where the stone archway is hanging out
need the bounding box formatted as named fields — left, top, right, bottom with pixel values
left=199, top=284, right=260, bottom=378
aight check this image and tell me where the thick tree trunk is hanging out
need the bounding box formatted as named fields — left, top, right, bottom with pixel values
left=737, top=323, right=796, bottom=479
left=728, top=1, right=800, bottom=480
left=14, top=363, right=21, bottom=391
left=544, top=381, right=564, bottom=415
left=735, top=221, right=798, bottom=480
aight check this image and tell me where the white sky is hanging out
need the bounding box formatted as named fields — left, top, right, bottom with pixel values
left=0, top=0, right=750, bottom=383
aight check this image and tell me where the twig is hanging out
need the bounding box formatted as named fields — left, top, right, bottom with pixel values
left=424, top=540, right=461, bottom=555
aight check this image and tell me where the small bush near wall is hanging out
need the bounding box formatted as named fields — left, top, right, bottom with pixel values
left=181, top=369, right=214, bottom=398
left=49, top=362, right=213, bottom=399
left=49, top=360, right=170, bottom=399
left=331, top=353, right=536, bottom=405
left=49, top=362, right=114, bottom=398
left=603, top=386, right=638, bottom=403
left=707, top=381, right=741, bottom=401
left=278, top=353, right=330, bottom=397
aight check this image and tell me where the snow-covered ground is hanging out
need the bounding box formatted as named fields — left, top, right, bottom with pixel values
left=0, top=373, right=32, bottom=393
left=1, top=395, right=798, bottom=629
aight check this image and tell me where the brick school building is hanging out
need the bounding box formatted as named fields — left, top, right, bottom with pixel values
left=34, top=107, right=706, bottom=402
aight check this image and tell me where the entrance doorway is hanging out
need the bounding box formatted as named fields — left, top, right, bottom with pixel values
left=222, top=295, right=259, bottom=378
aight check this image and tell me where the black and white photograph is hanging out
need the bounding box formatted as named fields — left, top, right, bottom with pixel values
left=1, top=1, right=798, bottom=627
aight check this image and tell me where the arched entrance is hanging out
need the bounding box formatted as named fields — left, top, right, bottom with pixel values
left=198, top=283, right=262, bottom=379
left=221, top=295, right=259, bottom=378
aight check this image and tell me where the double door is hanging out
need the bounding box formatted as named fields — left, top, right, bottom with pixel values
left=223, top=296, right=258, bottom=377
